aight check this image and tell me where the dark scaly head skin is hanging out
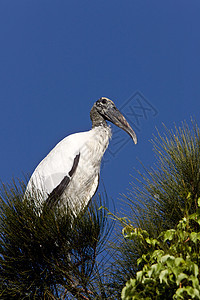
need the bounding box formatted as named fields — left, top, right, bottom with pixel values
left=91, top=97, right=137, bottom=144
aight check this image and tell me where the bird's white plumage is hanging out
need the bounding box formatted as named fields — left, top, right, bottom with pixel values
left=26, top=125, right=112, bottom=215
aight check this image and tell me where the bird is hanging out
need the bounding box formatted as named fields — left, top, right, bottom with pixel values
left=25, top=97, right=137, bottom=216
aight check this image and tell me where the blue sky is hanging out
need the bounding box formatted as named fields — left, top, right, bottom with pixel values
left=0, top=1, right=200, bottom=214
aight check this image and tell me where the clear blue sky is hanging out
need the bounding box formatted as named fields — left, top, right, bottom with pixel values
left=0, top=1, right=200, bottom=213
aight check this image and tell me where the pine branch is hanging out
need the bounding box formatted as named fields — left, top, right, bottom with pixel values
left=104, top=119, right=200, bottom=298
left=0, top=179, right=112, bottom=299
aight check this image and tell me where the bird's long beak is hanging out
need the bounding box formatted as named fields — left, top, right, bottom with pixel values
left=104, top=107, right=137, bottom=144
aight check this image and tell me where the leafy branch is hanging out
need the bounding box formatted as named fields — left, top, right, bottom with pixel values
left=121, top=195, right=200, bottom=300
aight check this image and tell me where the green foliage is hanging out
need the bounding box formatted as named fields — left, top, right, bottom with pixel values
left=105, top=120, right=200, bottom=299
left=121, top=195, right=200, bottom=300
left=0, top=179, right=111, bottom=299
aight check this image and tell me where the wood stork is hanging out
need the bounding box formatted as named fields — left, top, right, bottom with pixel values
left=25, top=97, right=137, bottom=216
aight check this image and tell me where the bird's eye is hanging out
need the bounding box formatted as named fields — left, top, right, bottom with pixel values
left=101, top=99, right=107, bottom=104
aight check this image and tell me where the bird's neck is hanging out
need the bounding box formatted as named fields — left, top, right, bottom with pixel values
left=90, top=125, right=112, bottom=157
left=90, top=106, right=107, bottom=128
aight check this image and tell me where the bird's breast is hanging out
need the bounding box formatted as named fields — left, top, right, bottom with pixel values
left=79, top=126, right=111, bottom=167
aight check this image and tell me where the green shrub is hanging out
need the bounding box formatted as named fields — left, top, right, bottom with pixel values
left=121, top=196, right=200, bottom=300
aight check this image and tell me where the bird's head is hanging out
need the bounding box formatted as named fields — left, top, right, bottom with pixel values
left=91, top=97, right=137, bottom=144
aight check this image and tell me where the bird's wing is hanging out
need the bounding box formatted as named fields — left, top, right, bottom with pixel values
left=46, top=153, right=80, bottom=208
left=26, top=132, right=87, bottom=202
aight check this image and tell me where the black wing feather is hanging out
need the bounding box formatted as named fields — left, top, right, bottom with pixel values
left=46, top=153, right=80, bottom=208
